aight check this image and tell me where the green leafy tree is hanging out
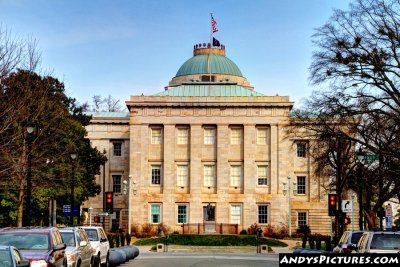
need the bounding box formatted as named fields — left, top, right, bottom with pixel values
left=0, top=70, right=106, bottom=227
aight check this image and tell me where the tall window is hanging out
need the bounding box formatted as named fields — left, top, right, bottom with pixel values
left=230, top=165, right=242, bottom=187
left=112, top=175, right=122, bottom=193
left=151, top=128, right=162, bottom=144
left=230, top=205, right=242, bottom=224
left=258, top=205, right=269, bottom=224
left=257, top=128, right=268, bottom=145
left=297, top=143, right=306, bottom=157
left=177, top=205, right=188, bottom=224
left=204, top=165, right=216, bottom=187
left=297, top=176, right=306, bottom=194
left=151, top=165, right=161, bottom=185
left=204, top=128, right=216, bottom=145
left=150, top=204, right=161, bottom=224
left=230, top=128, right=241, bottom=144
left=298, top=212, right=307, bottom=227
left=257, top=166, right=268, bottom=185
left=177, top=128, right=189, bottom=144
left=113, top=142, right=122, bottom=156
left=177, top=165, right=189, bottom=187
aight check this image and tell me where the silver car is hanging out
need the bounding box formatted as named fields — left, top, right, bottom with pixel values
left=60, top=227, right=94, bottom=267
left=354, top=231, right=400, bottom=253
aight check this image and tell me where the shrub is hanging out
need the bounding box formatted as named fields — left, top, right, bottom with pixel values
left=263, top=224, right=288, bottom=239
left=157, top=223, right=170, bottom=236
left=239, top=229, right=247, bottom=235
left=141, top=222, right=154, bottom=237
left=131, top=223, right=140, bottom=237
left=296, top=225, right=311, bottom=235
left=247, top=223, right=259, bottom=235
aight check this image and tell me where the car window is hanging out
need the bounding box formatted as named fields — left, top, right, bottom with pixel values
left=53, top=230, right=63, bottom=246
left=99, top=229, right=106, bottom=240
left=60, top=232, right=76, bottom=247
left=0, top=234, right=49, bottom=250
left=84, top=229, right=99, bottom=241
left=371, top=234, right=400, bottom=250
left=79, top=231, right=88, bottom=243
left=339, top=232, right=348, bottom=245
left=0, top=250, right=12, bottom=267
left=351, top=232, right=363, bottom=244
left=357, top=234, right=367, bottom=250
left=12, top=248, right=22, bottom=262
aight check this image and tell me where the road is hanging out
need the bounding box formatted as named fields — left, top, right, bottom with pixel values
left=121, top=253, right=279, bottom=267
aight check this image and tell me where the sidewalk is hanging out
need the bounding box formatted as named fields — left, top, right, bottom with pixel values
left=135, top=239, right=301, bottom=254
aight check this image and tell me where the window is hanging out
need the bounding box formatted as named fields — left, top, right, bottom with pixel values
left=257, top=166, right=268, bottom=185
left=177, top=165, right=189, bottom=187
left=258, top=205, right=269, bottom=224
left=297, top=176, right=306, bottom=194
left=112, top=175, right=122, bottom=193
left=297, top=143, right=306, bottom=157
left=230, top=205, right=242, bottom=224
left=204, top=128, right=216, bottom=145
left=151, top=165, right=161, bottom=185
left=151, top=128, right=162, bottom=144
left=177, top=205, right=188, bottom=224
left=230, top=165, right=242, bottom=187
left=150, top=204, right=161, bottom=224
left=204, top=165, right=216, bottom=187
left=177, top=128, right=189, bottom=145
left=298, top=212, right=307, bottom=227
left=257, top=128, right=268, bottom=145
left=113, top=142, right=122, bottom=156
left=230, top=128, right=241, bottom=144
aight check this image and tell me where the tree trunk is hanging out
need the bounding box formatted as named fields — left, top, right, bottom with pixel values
left=17, top=176, right=25, bottom=227
left=364, top=209, right=376, bottom=230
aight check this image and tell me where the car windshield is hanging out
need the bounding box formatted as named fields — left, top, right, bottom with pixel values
left=371, top=234, right=400, bottom=250
left=0, top=233, right=49, bottom=250
left=84, top=229, right=99, bottom=241
left=351, top=232, right=363, bottom=244
left=60, top=232, right=76, bottom=247
left=0, top=250, right=12, bottom=267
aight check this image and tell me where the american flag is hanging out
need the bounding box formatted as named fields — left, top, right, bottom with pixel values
left=211, top=14, right=218, bottom=33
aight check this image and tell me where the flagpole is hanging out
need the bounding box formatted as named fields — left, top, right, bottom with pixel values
left=209, top=13, right=213, bottom=87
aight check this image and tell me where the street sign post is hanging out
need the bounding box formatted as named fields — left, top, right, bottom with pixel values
left=97, top=212, right=109, bottom=217
left=385, top=204, right=393, bottom=229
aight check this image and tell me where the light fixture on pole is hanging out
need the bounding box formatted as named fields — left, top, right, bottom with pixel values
left=282, top=176, right=297, bottom=238
left=123, top=175, right=132, bottom=235
left=356, top=147, right=365, bottom=230
left=25, top=120, right=36, bottom=226
left=70, top=150, right=77, bottom=226
left=89, top=207, right=93, bottom=226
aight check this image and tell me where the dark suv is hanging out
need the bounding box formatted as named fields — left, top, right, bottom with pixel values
left=0, top=227, right=67, bottom=267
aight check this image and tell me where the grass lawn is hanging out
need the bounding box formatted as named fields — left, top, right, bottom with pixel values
left=133, top=234, right=287, bottom=247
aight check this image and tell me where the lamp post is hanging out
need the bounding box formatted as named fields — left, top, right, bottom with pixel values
left=123, top=175, right=133, bottom=235
left=356, top=147, right=365, bottom=230
left=25, top=120, right=36, bottom=226
left=70, top=151, right=77, bottom=226
left=89, top=207, right=93, bottom=226
left=282, top=176, right=297, bottom=238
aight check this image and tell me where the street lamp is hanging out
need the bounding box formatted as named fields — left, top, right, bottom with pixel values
left=282, top=176, right=297, bottom=238
left=356, top=147, right=365, bottom=230
left=70, top=151, right=77, bottom=226
left=25, top=120, right=36, bottom=226
left=123, top=175, right=133, bottom=235
left=88, top=207, right=93, bottom=226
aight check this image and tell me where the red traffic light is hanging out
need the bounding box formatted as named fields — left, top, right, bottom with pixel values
left=328, top=193, right=337, bottom=216
left=106, top=193, right=113, bottom=203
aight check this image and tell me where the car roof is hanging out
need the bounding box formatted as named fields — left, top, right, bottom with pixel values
left=0, top=227, right=57, bottom=233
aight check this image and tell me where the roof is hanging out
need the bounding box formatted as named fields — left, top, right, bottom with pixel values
left=176, top=54, right=243, bottom=77
left=155, top=84, right=265, bottom=97
left=84, top=112, right=129, bottom=118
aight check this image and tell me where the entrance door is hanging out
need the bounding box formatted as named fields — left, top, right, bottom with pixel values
left=203, top=203, right=215, bottom=222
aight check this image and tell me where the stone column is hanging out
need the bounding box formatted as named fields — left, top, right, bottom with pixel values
left=163, top=124, right=175, bottom=226
left=217, top=124, right=229, bottom=223
left=190, top=124, right=202, bottom=223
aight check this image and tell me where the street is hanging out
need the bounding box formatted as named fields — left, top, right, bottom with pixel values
left=121, top=253, right=279, bottom=267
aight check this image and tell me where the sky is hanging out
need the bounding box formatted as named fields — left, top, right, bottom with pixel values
left=0, top=0, right=351, bottom=110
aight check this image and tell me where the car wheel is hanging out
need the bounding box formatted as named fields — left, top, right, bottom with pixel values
left=91, top=256, right=100, bottom=267
left=101, top=253, right=109, bottom=267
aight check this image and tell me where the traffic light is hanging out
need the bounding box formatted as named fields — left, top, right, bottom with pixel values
left=328, top=194, right=337, bottom=216
left=105, top=192, right=114, bottom=213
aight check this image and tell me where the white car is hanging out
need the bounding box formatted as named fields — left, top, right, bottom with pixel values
left=81, top=226, right=109, bottom=267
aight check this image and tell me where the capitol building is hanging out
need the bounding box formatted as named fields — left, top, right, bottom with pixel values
left=84, top=41, right=332, bottom=235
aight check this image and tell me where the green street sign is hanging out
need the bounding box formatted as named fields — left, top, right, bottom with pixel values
left=356, top=153, right=379, bottom=163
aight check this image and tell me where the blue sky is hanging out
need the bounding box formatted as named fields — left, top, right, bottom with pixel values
left=0, top=0, right=350, bottom=109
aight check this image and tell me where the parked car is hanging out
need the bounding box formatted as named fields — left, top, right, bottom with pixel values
left=333, top=230, right=364, bottom=253
left=0, top=245, right=30, bottom=267
left=59, top=227, right=94, bottom=267
left=81, top=226, right=109, bottom=267
left=353, top=231, right=400, bottom=253
left=0, top=227, right=67, bottom=267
